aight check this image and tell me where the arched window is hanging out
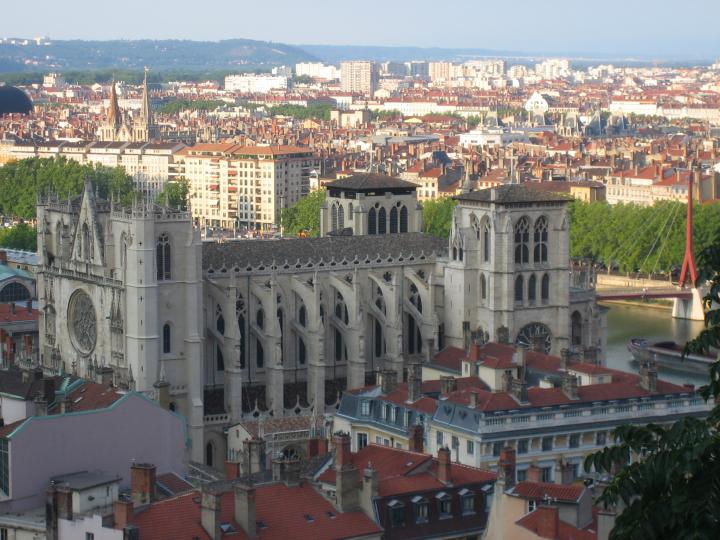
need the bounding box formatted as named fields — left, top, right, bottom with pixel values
left=335, top=291, right=349, bottom=325
left=407, top=314, right=422, bottom=354
left=348, top=202, right=353, bottom=220
left=409, top=283, right=422, bottom=313
left=162, top=323, right=171, bottom=354
left=331, top=203, right=338, bottom=231
left=277, top=308, right=284, bottom=363
left=458, top=247, right=464, bottom=261
left=0, top=283, right=30, bottom=303
left=515, top=275, right=524, bottom=304
left=298, top=337, right=306, bottom=365
left=480, top=274, right=487, bottom=301
left=334, top=328, right=344, bottom=361
left=216, top=344, right=225, bottom=371
left=298, top=304, right=307, bottom=327
left=534, top=216, right=548, bottom=263
left=541, top=274, right=550, bottom=303
left=156, top=233, right=171, bottom=280
left=256, top=309, right=264, bottom=329
left=338, top=205, right=345, bottom=230
left=374, top=318, right=384, bottom=358
left=368, top=207, right=377, bottom=235
left=400, top=205, right=408, bottom=233
left=528, top=274, right=537, bottom=304
left=471, top=215, right=480, bottom=239
left=256, top=340, right=264, bottom=368
left=81, top=222, right=91, bottom=261
left=215, top=304, right=225, bottom=335
left=452, top=247, right=457, bottom=260
left=390, top=207, right=398, bottom=233
left=571, top=311, right=583, bottom=346
left=378, top=207, right=387, bottom=234
left=374, top=286, right=386, bottom=315
left=514, top=217, right=530, bottom=265
left=205, top=442, right=214, bottom=467
left=55, top=222, right=63, bottom=258
left=483, top=220, right=491, bottom=262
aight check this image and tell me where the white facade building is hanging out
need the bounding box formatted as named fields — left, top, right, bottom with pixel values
left=224, top=74, right=288, bottom=94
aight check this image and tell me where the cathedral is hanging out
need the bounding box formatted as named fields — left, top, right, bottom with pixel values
left=97, top=70, right=157, bottom=143
left=36, top=174, right=603, bottom=465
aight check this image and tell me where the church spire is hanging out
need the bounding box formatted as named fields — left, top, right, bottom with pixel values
left=140, top=67, right=152, bottom=126
left=107, top=78, right=122, bottom=129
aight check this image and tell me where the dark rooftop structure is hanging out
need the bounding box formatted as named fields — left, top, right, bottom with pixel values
left=455, top=184, right=573, bottom=204
left=0, top=86, right=33, bottom=116
left=326, top=173, right=418, bottom=196
left=202, top=232, right=446, bottom=272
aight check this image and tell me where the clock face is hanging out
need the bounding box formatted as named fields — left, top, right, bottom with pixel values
left=515, top=322, right=552, bottom=354
left=68, top=289, right=97, bottom=355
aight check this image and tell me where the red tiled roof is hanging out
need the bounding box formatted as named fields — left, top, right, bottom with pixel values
left=429, top=346, right=466, bottom=372
left=156, top=473, right=194, bottom=496
left=130, top=483, right=381, bottom=540
left=0, top=418, right=27, bottom=439
left=66, top=383, right=124, bottom=412
left=512, top=481, right=584, bottom=503
left=516, top=506, right=596, bottom=540
left=0, top=302, right=38, bottom=323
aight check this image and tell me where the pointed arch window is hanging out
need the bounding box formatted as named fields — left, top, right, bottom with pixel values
left=528, top=274, right=537, bottom=304
left=298, top=304, right=307, bottom=327
left=256, top=308, right=265, bottom=329
left=256, top=339, right=264, bottom=368
left=409, top=283, right=423, bottom=313
left=156, top=233, right=171, bottom=280
left=237, top=295, right=246, bottom=369
left=480, top=274, right=487, bottom=301
left=514, top=218, right=530, bottom=265
left=378, top=207, right=387, bottom=234
left=331, top=203, right=338, bottom=231
left=335, top=292, right=349, bottom=325
left=390, top=207, right=399, bottom=233
left=534, top=216, right=548, bottom=263
left=541, top=274, right=550, bottom=303
left=162, top=323, right=171, bottom=353
left=277, top=308, right=284, bottom=363
left=368, top=207, right=377, bottom=235
left=400, top=205, right=408, bottom=233
left=298, top=337, right=307, bottom=365
left=338, top=205, right=345, bottom=230
left=216, top=344, right=225, bottom=371
left=515, top=275, right=524, bottom=304
left=215, top=304, right=225, bottom=335
left=483, top=220, right=491, bottom=262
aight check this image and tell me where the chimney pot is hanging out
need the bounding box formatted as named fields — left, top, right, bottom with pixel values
left=408, top=423, right=424, bottom=453
left=234, top=482, right=257, bottom=538
left=114, top=499, right=134, bottom=529
left=437, top=447, right=452, bottom=484
left=130, top=463, right=156, bottom=505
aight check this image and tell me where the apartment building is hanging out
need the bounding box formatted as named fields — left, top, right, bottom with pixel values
left=224, top=74, right=288, bottom=94
left=340, top=61, right=379, bottom=95
left=178, top=144, right=320, bottom=230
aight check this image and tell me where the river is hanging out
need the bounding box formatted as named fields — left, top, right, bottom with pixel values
left=604, top=302, right=707, bottom=387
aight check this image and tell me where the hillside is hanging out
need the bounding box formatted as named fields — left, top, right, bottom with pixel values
left=0, top=38, right=316, bottom=72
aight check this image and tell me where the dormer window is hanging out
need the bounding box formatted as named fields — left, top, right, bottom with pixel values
left=412, top=495, right=428, bottom=523
left=436, top=492, right=452, bottom=519
left=360, top=400, right=370, bottom=416
left=387, top=499, right=405, bottom=528
left=459, top=488, right=475, bottom=515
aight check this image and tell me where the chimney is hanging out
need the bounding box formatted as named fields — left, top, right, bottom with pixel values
left=378, top=369, right=398, bottom=394
left=560, top=348, right=571, bottom=371
left=334, top=432, right=359, bottom=511
left=46, top=485, right=74, bottom=540
left=60, top=394, right=72, bottom=414
left=225, top=460, right=240, bottom=480
left=200, top=486, right=222, bottom=540
left=439, top=376, right=457, bottom=396
left=114, top=499, right=134, bottom=529
left=498, top=447, right=516, bottom=488
left=468, top=341, right=482, bottom=361
left=153, top=378, right=170, bottom=410
left=272, top=456, right=301, bottom=487
left=469, top=390, right=479, bottom=408
left=639, top=359, right=658, bottom=393
left=334, top=432, right=352, bottom=470
left=512, top=346, right=527, bottom=367
left=535, top=507, right=560, bottom=538
left=0, top=251, right=7, bottom=265
left=561, top=373, right=579, bottom=400
left=96, top=366, right=113, bottom=386
left=234, top=482, right=256, bottom=538
left=363, top=463, right=379, bottom=498
left=406, top=361, right=422, bottom=403
left=130, top=463, right=156, bottom=505
left=408, top=423, right=424, bottom=453
left=555, top=458, right=575, bottom=485
left=526, top=463, right=543, bottom=483
left=242, top=437, right=266, bottom=476
left=437, top=446, right=452, bottom=484
left=34, top=392, right=48, bottom=417
left=597, top=509, right=617, bottom=540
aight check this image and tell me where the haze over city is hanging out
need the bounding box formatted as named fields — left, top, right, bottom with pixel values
left=3, top=0, right=720, bottom=59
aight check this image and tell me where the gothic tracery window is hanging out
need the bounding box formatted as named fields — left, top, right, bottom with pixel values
left=528, top=274, right=537, bottom=304
left=378, top=207, right=387, bottom=234
left=399, top=205, right=408, bottom=233
left=156, top=233, right=171, bottom=280
left=483, top=220, right=491, bottom=262
left=534, top=216, right=548, bottom=263
left=390, top=206, right=399, bottom=233
left=409, top=283, right=423, bottom=313
left=541, top=274, right=550, bottom=303
left=514, top=217, right=530, bottom=264
left=368, top=207, right=377, bottom=235
left=515, top=275, right=524, bottom=304
left=163, top=323, right=171, bottom=353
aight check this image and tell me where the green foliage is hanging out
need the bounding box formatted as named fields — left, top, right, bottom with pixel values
left=569, top=200, right=720, bottom=274
left=293, top=74, right=314, bottom=85
left=465, top=115, right=483, bottom=128
left=280, top=190, right=326, bottom=237
left=0, top=223, right=36, bottom=251
left=421, top=197, right=457, bottom=239
left=371, top=109, right=403, bottom=121
left=0, top=157, right=137, bottom=219
left=585, top=244, right=720, bottom=539
left=155, top=178, right=189, bottom=210
left=267, top=104, right=332, bottom=121
left=157, top=99, right=226, bottom=115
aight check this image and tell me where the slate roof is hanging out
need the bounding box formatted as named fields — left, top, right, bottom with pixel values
left=326, top=173, right=418, bottom=191
left=454, top=184, right=573, bottom=204
left=202, top=233, right=446, bottom=270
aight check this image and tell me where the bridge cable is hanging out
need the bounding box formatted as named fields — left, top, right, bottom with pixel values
left=605, top=206, right=668, bottom=270
left=638, top=204, right=680, bottom=276
left=649, top=202, right=682, bottom=277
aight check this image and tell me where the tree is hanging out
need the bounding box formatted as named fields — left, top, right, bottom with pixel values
left=293, top=74, right=314, bottom=85
left=422, top=197, right=456, bottom=239
left=584, top=243, right=720, bottom=539
left=0, top=223, right=36, bottom=251
left=155, top=177, right=189, bottom=210
left=0, top=157, right=137, bottom=219
left=280, top=189, right=326, bottom=237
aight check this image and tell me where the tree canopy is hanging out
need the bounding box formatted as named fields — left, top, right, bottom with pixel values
left=0, top=223, right=36, bottom=251
left=155, top=177, right=189, bottom=210
left=0, top=157, right=137, bottom=219
left=569, top=200, right=720, bottom=274
left=267, top=104, right=332, bottom=121
left=421, top=197, right=457, bottom=239
left=585, top=243, right=720, bottom=539
left=157, top=99, right=226, bottom=115
left=280, top=189, right=326, bottom=237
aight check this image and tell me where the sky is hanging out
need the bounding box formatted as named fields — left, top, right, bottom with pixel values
left=3, top=0, right=720, bottom=59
